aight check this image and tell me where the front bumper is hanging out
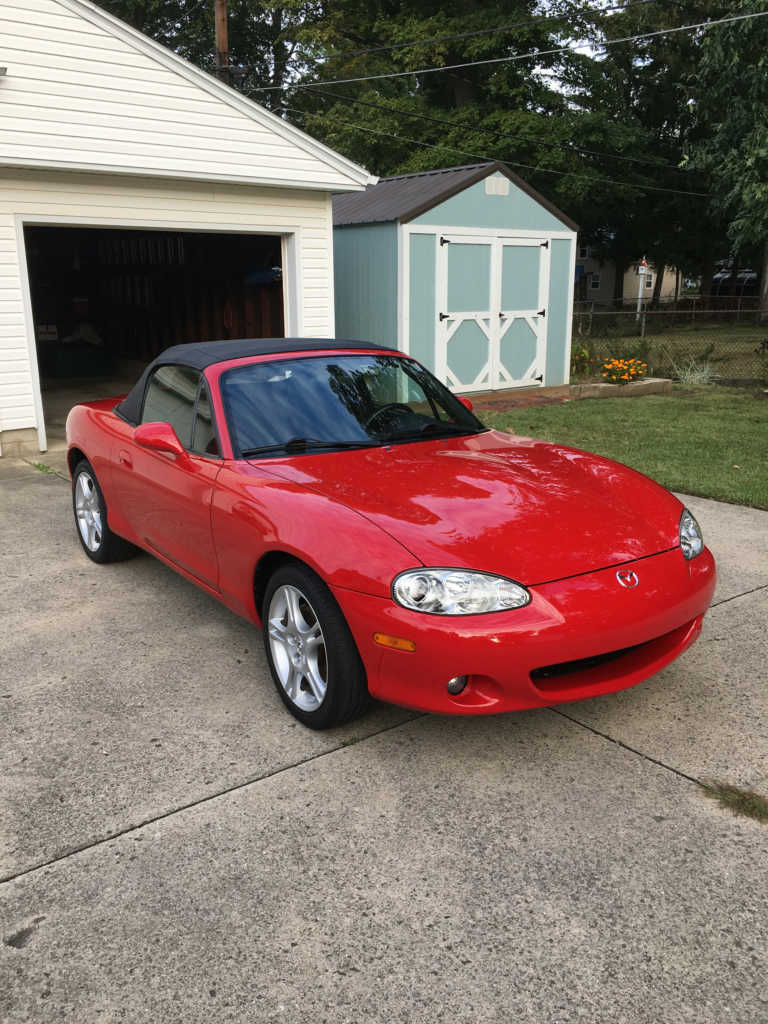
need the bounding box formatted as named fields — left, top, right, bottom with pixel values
left=332, top=546, right=716, bottom=714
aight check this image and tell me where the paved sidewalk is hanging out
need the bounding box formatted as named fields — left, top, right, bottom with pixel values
left=1, top=464, right=766, bottom=1023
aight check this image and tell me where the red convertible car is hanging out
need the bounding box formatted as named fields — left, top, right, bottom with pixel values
left=66, top=338, right=715, bottom=728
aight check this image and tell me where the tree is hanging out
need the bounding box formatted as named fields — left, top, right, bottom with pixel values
left=557, top=1, right=733, bottom=302
left=686, top=0, right=768, bottom=317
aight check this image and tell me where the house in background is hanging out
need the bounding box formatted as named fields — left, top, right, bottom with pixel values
left=575, top=245, right=680, bottom=304
left=333, top=162, right=578, bottom=394
left=0, top=0, right=374, bottom=455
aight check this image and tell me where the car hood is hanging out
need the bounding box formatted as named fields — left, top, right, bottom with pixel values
left=255, top=430, right=683, bottom=586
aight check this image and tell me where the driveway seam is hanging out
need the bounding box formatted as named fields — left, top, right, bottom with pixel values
left=548, top=707, right=703, bottom=787
left=710, top=583, right=768, bottom=608
left=0, top=711, right=424, bottom=888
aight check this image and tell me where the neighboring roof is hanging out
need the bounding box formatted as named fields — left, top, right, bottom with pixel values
left=1, top=0, right=374, bottom=191
left=332, top=161, right=578, bottom=230
left=115, top=338, right=391, bottom=425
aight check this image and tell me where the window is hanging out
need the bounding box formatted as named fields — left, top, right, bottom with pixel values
left=191, top=378, right=220, bottom=457
left=579, top=245, right=590, bottom=259
left=645, top=275, right=653, bottom=288
left=590, top=273, right=601, bottom=290
left=142, top=364, right=200, bottom=447
left=221, top=354, right=485, bottom=457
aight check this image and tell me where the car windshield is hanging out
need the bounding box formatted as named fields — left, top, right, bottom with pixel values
left=221, top=353, right=487, bottom=457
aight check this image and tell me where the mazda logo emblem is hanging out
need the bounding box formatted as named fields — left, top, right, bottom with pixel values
left=616, top=570, right=639, bottom=589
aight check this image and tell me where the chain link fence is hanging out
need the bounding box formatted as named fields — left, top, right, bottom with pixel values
left=572, top=298, right=767, bottom=383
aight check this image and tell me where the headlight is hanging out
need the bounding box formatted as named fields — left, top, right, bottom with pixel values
left=679, top=508, right=704, bottom=560
left=392, top=568, right=531, bottom=615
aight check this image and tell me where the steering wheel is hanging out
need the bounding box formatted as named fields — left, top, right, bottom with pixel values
left=363, top=402, right=413, bottom=431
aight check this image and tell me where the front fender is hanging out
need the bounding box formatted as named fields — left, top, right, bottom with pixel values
left=212, top=463, right=422, bottom=622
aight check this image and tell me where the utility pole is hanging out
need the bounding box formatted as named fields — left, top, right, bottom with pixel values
left=214, top=0, right=229, bottom=86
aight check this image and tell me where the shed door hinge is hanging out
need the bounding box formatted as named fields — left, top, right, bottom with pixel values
left=439, top=236, right=450, bottom=246
left=540, top=239, right=549, bottom=248
left=534, top=373, right=544, bottom=382
left=439, top=312, right=449, bottom=321
left=538, top=308, right=546, bottom=317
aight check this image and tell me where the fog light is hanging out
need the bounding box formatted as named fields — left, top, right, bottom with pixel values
left=447, top=675, right=468, bottom=695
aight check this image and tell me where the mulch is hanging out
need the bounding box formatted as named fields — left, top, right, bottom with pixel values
left=470, top=392, right=570, bottom=414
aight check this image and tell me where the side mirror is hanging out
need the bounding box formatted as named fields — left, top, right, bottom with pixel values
left=458, top=396, right=474, bottom=412
left=133, top=421, right=187, bottom=459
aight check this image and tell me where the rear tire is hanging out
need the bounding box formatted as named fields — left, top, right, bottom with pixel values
left=262, top=563, right=369, bottom=729
left=72, top=459, right=137, bottom=564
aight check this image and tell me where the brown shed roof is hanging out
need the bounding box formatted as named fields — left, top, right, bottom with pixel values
left=332, top=161, right=578, bottom=231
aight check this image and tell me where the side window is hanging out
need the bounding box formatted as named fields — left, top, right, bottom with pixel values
left=142, top=365, right=200, bottom=447
left=191, top=378, right=220, bottom=457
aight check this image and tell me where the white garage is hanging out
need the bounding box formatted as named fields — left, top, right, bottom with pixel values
left=0, top=0, right=374, bottom=455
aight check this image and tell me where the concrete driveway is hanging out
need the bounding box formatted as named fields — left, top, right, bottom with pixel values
left=1, top=456, right=766, bottom=1023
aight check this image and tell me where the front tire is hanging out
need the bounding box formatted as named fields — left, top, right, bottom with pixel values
left=262, top=563, right=369, bottom=729
left=72, top=459, right=136, bottom=564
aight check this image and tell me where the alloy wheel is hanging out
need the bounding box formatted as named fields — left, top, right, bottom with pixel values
left=74, top=471, right=103, bottom=552
left=267, top=584, right=328, bottom=711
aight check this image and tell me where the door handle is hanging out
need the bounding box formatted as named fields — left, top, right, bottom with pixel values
left=118, top=450, right=133, bottom=469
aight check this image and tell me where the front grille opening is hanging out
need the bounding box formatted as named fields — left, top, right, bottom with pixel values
left=531, top=638, right=652, bottom=683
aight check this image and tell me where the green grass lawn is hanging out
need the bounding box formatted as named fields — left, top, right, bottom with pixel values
left=482, top=386, right=768, bottom=509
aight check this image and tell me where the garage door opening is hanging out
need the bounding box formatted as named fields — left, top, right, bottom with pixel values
left=23, top=225, right=284, bottom=446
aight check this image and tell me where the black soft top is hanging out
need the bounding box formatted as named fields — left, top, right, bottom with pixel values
left=115, top=337, right=391, bottom=425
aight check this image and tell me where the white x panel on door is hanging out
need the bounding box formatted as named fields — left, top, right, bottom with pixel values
left=436, top=234, right=549, bottom=392
left=496, top=237, right=550, bottom=388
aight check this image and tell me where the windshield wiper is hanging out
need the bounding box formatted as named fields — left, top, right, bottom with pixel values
left=419, top=421, right=475, bottom=436
left=241, top=437, right=376, bottom=457
left=379, top=422, right=478, bottom=444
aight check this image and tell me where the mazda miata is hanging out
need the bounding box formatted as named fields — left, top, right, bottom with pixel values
left=66, top=338, right=715, bottom=728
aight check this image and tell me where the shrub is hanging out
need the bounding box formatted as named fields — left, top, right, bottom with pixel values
left=570, top=344, right=592, bottom=380
left=671, top=357, right=714, bottom=386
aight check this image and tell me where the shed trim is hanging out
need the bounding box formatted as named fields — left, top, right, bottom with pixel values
left=406, top=224, right=576, bottom=240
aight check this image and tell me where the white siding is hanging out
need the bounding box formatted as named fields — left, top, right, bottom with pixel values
left=0, top=0, right=371, bottom=190
left=0, top=168, right=336, bottom=437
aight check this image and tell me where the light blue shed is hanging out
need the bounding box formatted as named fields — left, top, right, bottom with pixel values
left=333, top=162, right=578, bottom=393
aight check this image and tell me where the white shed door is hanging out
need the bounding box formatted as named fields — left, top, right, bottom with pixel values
left=436, top=235, right=549, bottom=392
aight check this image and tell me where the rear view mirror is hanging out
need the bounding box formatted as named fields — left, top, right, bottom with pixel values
left=133, top=422, right=187, bottom=459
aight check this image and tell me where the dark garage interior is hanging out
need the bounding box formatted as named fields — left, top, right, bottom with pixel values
left=23, top=225, right=285, bottom=440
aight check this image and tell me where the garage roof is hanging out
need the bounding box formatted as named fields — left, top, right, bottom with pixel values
left=333, top=162, right=578, bottom=230
left=0, top=0, right=375, bottom=191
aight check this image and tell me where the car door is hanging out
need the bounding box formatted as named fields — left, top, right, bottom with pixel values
left=111, top=365, right=222, bottom=588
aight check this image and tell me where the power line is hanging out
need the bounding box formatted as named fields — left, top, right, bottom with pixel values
left=285, top=107, right=710, bottom=198
left=253, top=11, right=768, bottom=92
left=301, top=86, right=686, bottom=172
left=282, top=0, right=664, bottom=66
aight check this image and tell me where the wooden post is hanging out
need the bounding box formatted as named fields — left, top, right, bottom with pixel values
left=215, top=0, right=229, bottom=85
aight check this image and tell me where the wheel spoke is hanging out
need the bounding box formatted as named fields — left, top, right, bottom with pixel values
left=268, top=617, right=289, bottom=643
left=285, top=665, right=300, bottom=700
left=304, top=662, right=326, bottom=704
left=304, top=625, right=323, bottom=653
left=285, top=587, right=302, bottom=630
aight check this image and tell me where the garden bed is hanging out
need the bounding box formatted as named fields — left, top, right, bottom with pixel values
left=570, top=377, right=673, bottom=399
